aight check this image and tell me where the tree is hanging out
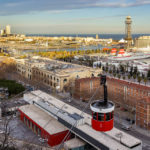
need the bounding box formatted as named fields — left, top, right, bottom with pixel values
left=133, top=74, right=137, bottom=81
left=109, top=69, right=112, bottom=74
left=113, top=73, right=116, bottom=78
left=147, top=70, right=150, bottom=80
left=144, top=77, right=148, bottom=85
left=98, top=62, right=102, bottom=68
left=0, top=114, right=17, bottom=150
left=117, top=74, right=121, bottom=79
left=137, top=76, right=142, bottom=84
left=129, top=66, right=133, bottom=76
left=120, top=65, right=125, bottom=74
left=133, top=66, right=138, bottom=74
left=113, top=65, right=116, bottom=73
left=137, top=71, right=140, bottom=77
left=102, top=66, right=105, bottom=71
left=116, top=68, right=119, bottom=74
left=141, top=73, right=145, bottom=79
left=105, top=66, right=108, bottom=73
left=128, top=74, right=131, bottom=80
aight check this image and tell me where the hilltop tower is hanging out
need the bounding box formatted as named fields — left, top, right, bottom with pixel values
left=125, top=16, right=132, bottom=49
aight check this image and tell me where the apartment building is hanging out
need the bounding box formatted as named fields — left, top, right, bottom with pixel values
left=16, top=57, right=102, bottom=92
left=136, top=97, right=150, bottom=130
left=73, top=77, right=150, bottom=109
left=16, top=58, right=45, bottom=80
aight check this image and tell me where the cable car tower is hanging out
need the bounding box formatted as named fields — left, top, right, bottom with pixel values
left=125, top=16, right=132, bottom=50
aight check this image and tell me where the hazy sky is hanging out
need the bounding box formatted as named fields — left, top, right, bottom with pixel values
left=0, top=0, right=150, bottom=34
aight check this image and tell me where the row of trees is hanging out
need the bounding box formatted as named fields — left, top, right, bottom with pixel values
left=19, top=48, right=112, bottom=60
left=31, top=49, right=102, bottom=59
left=102, top=63, right=150, bottom=85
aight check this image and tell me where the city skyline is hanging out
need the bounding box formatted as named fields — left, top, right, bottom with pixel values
left=0, top=0, right=150, bottom=34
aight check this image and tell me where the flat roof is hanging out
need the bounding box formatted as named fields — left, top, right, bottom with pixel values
left=19, top=104, right=68, bottom=135
left=24, top=90, right=89, bottom=120
left=78, top=125, right=141, bottom=150
left=16, top=57, right=101, bottom=75
left=64, top=138, right=86, bottom=148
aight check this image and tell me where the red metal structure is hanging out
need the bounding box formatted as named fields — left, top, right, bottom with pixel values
left=90, top=75, right=115, bottom=132
left=111, top=48, right=117, bottom=55
left=118, top=49, right=125, bottom=55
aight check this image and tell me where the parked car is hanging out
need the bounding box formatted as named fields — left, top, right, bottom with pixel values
left=121, top=123, right=132, bottom=131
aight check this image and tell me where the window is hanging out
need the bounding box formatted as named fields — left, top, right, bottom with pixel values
left=30, top=121, right=32, bottom=129
left=76, top=75, right=79, bottom=79
left=111, top=111, right=114, bottom=119
left=64, top=79, right=67, bottom=82
left=93, top=112, right=97, bottom=120
left=106, top=113, right=111, bottom=121
left=37, top=128, right=41, bottom=136
left=27, top=119, right=29, bottom=127
left=98, top=113, right=104, bottom=121
left=34, top=124, right=37, bottom=133
left=90, top=81, right=93, bottom=91
left=91, top=73, right=94, bottom=77
left=24, top=116, right=26, bottom=123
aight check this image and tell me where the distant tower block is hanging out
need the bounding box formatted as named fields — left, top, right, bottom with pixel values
left=125, top=16, right=132, bottom=49
left=96, top=34, right=99, bottom=39
left=6, top=25, right=11, bottom=35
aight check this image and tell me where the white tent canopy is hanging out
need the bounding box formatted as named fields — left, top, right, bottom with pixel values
left=119, top=38, right=127, bottom=43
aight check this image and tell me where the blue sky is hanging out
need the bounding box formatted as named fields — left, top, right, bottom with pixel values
left=0, top=0, right=150, bottom=34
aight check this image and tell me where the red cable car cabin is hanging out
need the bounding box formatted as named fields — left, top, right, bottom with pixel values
left=90, top=100, right=114, bottom=132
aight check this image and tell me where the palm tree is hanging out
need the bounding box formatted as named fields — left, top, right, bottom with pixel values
left=147, top=70, right=150, bottom=80
left=109, top=69, right=112, bottom=74
left=117, top=74, right=121, bottom=79
left=128, top=74, right=131, bottom=80
left=144, top=77, right=148, bottom=85
left=113, top=73, right=116, bottom=78
left=137, top=76, right=142, bottom=84
left=133, top=74, right=137, bottom=82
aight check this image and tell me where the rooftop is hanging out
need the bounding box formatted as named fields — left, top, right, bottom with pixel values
left=17, top=57, right=100, bottom=75
left=19, top=104, right=68, bottom=135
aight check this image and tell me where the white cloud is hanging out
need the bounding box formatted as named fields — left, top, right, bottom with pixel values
left=0, top=0, right=150, bottom=16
